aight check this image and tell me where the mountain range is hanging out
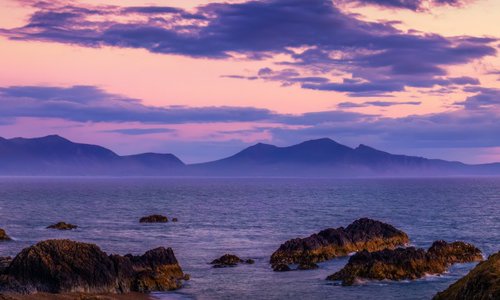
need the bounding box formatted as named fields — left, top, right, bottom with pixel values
left=0, top=135, right=499, bottom=177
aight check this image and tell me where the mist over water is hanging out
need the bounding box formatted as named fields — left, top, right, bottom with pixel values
left=0, top=177, right=499, bottom=299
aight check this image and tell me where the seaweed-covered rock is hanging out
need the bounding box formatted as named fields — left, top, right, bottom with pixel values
left=139, top=215, right=168, bottom=223
left=270, top=218, right=409, bottom=269
left=433, top=251, right=499, bottom=300
left=210, top=254, right=254, bottom=268
left=0, top=239, right=186, bottom=294
left=0, top=229, right=11, bottom=241
left=47, top=222, right=78, bottom=230
left=327, top=240, right=483, bottom=286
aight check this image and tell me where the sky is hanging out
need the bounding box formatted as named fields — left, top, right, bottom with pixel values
left=0, top=0, right=499, bottom=163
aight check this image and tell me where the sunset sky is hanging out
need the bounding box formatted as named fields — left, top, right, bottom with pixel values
left=0, top=0, right=499, bottom=163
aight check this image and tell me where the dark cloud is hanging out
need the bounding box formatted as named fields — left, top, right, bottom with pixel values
left=0, top=86, right=275, bottom=124
left=346, top=0, right=474, bottom=11
left=102, top=128, right=176, bottom=135
left=1, top=0, right=495, bottom=95
left=338, top=100, right=421, bottom=108
left=454, top=87, right=500, bottom=109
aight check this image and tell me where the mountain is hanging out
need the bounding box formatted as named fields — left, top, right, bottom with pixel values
left=0, top=135, right=184, bottom=175
left=0, top=135, right=499, bottom=176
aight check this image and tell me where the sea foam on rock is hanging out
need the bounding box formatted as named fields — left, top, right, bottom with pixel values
left=270, top=218, right=409, bottom=270
left=327, top=240, right=483, bottom=286
left=0, top=239, right=187, bottom=295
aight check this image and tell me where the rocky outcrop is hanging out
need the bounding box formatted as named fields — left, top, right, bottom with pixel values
left=327, top=240, right=483, bottom=286
left=0, top=239, right=186, bottom=294
left=434, top=251, right=499, bottom=300
left=210, top=254, right=254, bottom=268
left=270, top=218, right=409, bottom=270
left=0, top=229, right=11, bottom=241
left=46, top=222, right=77, bottom=230
left=139, top=215, right=168, bottom=223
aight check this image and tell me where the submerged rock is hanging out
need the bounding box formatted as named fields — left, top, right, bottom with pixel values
left=210, top=254, right=254, bottom=268
left=139, top=215, right=168, bottom=223
left=172, top=218, right=178, bottom=222
left=0, top=229, right=11, bottom=241
left=272, top=264, right=291, bottom=272
left=270, top=218, right=409, bottom=270
left=327, top=240, right=483, bottom=286
left=0, top=239, right=186, bottom=294
left=434, top=251, right=499, bottom=300
left=46, top=222, right=78, bottom=230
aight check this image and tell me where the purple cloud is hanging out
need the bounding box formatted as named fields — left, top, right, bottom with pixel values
left=1, top=0, right=495, bottom=95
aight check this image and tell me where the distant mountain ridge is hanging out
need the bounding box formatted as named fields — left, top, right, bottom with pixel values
left=0, top=135, right=498, bottom=176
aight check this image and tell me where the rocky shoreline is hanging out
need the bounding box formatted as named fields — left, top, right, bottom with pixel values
left=0, top=240, right=188, bottom=297
left=0, top=217, right=496, bottom=298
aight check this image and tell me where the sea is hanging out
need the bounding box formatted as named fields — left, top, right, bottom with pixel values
left=0, top=177, right=498, bottom=299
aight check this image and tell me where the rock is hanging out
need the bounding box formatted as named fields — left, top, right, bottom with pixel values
left=139, top=215, right=168, bottom=223
left=297, top=261, right=319, bottom=270
left=0, top=229, right=11, bottom=241
left=172, top=218, right=178, bottom=222
left=270, top=218, right=409, bottom=269
left=245, top=259, right=255, bottom=264
left=427, top=240, right=483, bottom=264
left=434, top=251, right=499, bottom=300
left=47, top=222, right=78, bottom=230
left=272, top=264, right=291, bottom=272
left=0, top=257, right=12, bottom=274
left=0, top=239, right=186, bottom=294
left=327, top=240, right=483, bottom=286
left=210, top=254, right=254, bottom=268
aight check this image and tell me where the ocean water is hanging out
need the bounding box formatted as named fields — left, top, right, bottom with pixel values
left=0, top=177, right=499, bottom=300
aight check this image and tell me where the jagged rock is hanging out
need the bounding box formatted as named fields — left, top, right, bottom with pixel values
left=270, top=218, right=409, bottom=269
left=0, top=239, right=186, bottom=294
left=210, top=254, right=254, bottom=268
left=327, top=240, right=483, bottom=286
left=139, top=215, right=168, bottom=223
left=434, top=251, right=499, bottom=300
left=47, top=222, right=78, bottom=230
left=427, top=240, right=483, bottom=264
left=0, top=229, right=11, bottom=241
left=272, top=264, right=291, bottom=272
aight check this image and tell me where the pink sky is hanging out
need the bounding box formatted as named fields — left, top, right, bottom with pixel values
left=0, top=0, right=498, bottom=163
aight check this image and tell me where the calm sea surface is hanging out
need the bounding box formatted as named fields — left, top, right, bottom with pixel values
left=0, top=177, right=499, bottom=299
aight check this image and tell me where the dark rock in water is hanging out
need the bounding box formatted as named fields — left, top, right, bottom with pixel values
left=297, top=261, right=319, bottom=270
left=0, top=229, right=11, bottom=241
left=434, top=251, right=499, bottom=300
left=327, top=240, right=483, bottom=286
left=210, top=254, right=254, bottom=268
left=0, top=239, right=186, bottom=294
left=46, top=222, right=78, bottom=230
left=427, top=240, right=483, bottom=264
left=272, top=264, right=291, bottom=272
left=172, top=218, right=178, bottom=222
left=270, top=218, right=409, bottom=269
left=0, top=257, right=12, bottom=274
left=139, top=215, right=168, bottom=223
